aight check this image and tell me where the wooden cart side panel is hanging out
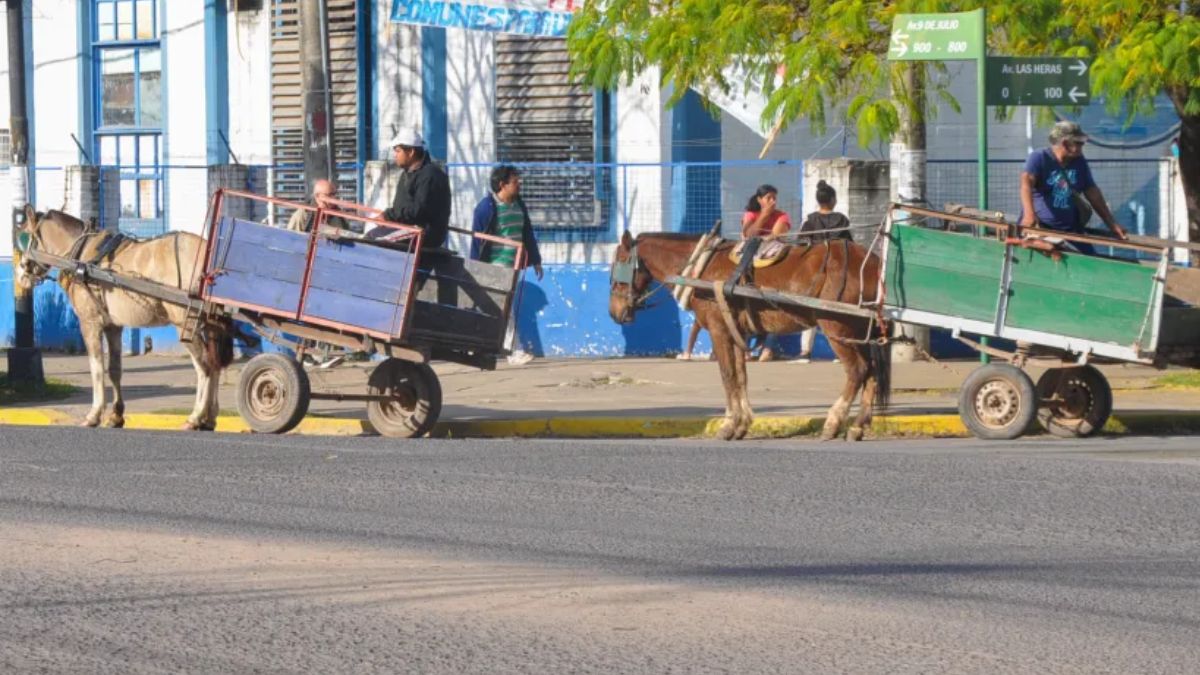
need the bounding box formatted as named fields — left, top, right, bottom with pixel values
left=884, top=225, right=1002, bottom=324
left=206, top=217, right=308, bottom=316
left=302, top=237, right=417, bottom=338
left=1005, top=250, right=1158, bottom=349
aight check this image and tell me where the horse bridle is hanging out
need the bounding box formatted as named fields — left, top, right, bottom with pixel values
left=610, top=242, right=667, bottom=320
left=14, top=213, right=52, bottom=285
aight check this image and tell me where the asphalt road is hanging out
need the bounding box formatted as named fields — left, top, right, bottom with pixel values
left=2, top=427, right=1199, bottom=673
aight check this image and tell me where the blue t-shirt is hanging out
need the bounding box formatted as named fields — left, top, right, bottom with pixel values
left=1023, top=148, right=1095, bottom=231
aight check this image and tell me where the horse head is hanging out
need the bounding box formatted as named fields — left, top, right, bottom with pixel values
left=13, top=206, right=87, bottom=289
left=609, top=230, right=654, bottom=325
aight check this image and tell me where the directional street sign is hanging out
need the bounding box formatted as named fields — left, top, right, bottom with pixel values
left=985, top=57, right=1092, bottom=106
left=889, top=10, right=983, bottom=61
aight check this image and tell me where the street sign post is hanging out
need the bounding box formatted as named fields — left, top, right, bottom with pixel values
left=889, top=11, right=983, bottom=61
left=986, top=57, right=1091, bottom=106
left=890, top=8, right=989, bottom=361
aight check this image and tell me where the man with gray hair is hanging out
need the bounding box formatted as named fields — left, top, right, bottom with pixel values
left=286, top=178, right=355, bottom=234
left=1019, top=120, right=1127, bottom=254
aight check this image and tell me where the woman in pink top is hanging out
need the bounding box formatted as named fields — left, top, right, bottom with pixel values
left=739, top=184, right=791, bottom=361
left=740, top=184, right=792, bottom=239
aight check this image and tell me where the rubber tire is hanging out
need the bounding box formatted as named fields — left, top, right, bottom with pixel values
left=1036, top=366, right=1113, bottom=438
left=366, top=359, right=443, bottom=438
left=958, top=364, right=1037, bottom=441
left=236, top=353, right=311, bottom=434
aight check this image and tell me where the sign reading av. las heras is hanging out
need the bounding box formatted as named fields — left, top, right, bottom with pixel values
left=985, top=57, right=1092, bottom=106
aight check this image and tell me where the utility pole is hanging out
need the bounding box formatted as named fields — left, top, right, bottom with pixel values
left=7, top=0, right=43, bottom=386
left=890, top=62, right=931, bottom=363
left=298, top=0, right=335, bottom=196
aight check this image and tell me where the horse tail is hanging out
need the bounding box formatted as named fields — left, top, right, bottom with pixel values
left=201, top=319, right=235, bottom=374
left=869, top=338, right=892, bottom=415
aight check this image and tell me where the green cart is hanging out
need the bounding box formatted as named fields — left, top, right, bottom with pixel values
left=880, top=204, right=1200, bottom=440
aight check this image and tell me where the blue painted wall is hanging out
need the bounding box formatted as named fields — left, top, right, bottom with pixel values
left=1, top=263, right=84, bottom=352
left=3, top=260, right=978, bottom=360
left=670, top=90, right=722, bottom=234
left=420, top=26, right=448, bottom=159
left=204, top=0, right=230, bottom=165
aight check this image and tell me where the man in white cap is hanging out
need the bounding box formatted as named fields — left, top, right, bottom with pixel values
left=370, top=129, right=451, bottom=249
left=1019, top=120, right=1127, bottom=255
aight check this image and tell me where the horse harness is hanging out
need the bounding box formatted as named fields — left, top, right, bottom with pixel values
left=708, top=236, right=853, bottom=351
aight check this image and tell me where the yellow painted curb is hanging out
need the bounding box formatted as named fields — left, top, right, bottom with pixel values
left=0, top=408, right=72, bottom=426
left=6, top=408, right=1200, bottom=440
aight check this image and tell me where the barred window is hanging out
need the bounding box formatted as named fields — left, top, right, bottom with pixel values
left=494, top=35, right=612, bottom=233
left=0, top=130, right=10, bottom=169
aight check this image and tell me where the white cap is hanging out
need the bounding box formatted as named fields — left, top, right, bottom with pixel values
left=387, top=130, right=425, bottom=149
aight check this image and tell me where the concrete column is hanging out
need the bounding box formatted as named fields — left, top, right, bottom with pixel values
left=63, top=165, right=120, bottom=230
left=802, top=159, right=889, bottom=246
left=207, top=164, right=269, bottom=222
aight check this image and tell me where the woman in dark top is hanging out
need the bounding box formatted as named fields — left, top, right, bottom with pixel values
left=792, top=180, right=851, bottom=363
left=799, top=180, right=853, bottom=242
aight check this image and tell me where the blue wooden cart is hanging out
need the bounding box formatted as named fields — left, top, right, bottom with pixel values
left=198, top=189, right=525, bottom=438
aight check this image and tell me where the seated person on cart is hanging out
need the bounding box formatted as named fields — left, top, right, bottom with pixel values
left=286, top=178, right=358, bottom=234
left=1018, top=121, right=1128, bottom=255
left=366, top=129, right=452, bottom=251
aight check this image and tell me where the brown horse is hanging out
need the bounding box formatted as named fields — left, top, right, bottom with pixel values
left=14, top=206, right=234, bottom=430
left=609, top=231, right=890, bottom=441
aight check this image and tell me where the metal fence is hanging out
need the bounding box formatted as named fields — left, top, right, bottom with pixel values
left=7, top=158, right=1170, bottom=248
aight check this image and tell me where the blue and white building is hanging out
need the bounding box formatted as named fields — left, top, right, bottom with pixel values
left=0, top=0, right=1185, bottom=356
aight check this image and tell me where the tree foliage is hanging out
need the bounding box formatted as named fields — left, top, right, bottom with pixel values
left=567, top=0, right=1200, bottom=144
left=566, top=0, right=968, bottom=146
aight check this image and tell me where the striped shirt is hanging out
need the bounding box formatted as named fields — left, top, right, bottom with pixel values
left=486, top=198, right=525, bottom=266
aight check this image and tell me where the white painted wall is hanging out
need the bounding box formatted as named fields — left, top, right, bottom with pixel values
left=226, top=7, right=271, bottom=166
left=0, top=5, right=9, bottom=259
left=442, top=28, right=493, bottom=253
left=614, top=67, right=668, bottom=239
left=162, top=0, right=209, bottom=235
left=29, top=0, right=81, bottom=216
left=374, top=17, right=422, bottom=162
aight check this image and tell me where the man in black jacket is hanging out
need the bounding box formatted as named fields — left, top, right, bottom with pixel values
left=368, top=130, right=451, bottom=249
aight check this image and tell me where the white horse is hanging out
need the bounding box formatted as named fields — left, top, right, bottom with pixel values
left=14, top=206, right=234, bottom=430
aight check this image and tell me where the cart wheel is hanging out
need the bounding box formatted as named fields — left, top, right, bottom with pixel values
left=958, top=364, right=1037, bottom=440
left=366, top=359, right=443, bottom=438
left=1036, top=366, right=1112, bottom=438
left=237, top=353, right=311, bottom=434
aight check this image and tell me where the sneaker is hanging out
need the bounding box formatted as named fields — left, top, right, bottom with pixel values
left=790, top=356, right=811, bottom=364
left=757, top=347, right=776, bottom=362
left=316, top=355, right=345, bottom=369
left=675, top=353, right=693, bottom=361
left=507, top=351, right=535, bottom=366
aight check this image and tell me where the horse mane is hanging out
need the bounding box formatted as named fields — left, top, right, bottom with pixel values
left=635, top=232, right=705, bottom=242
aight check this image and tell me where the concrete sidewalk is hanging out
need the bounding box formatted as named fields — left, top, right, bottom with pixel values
left=4, top=352, right=1200, bottom=438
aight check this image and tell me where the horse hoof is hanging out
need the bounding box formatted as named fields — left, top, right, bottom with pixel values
left=81, top=417, right=101, bottom=428
left=181, top=421, right=201, bottom=431
left=733, top=424, right=751, bottom=440
left=105, top=416, right=125, bottom=429
left=846, top=426, right=864, bottom=442
left=717, top=422, right=737, bottom=441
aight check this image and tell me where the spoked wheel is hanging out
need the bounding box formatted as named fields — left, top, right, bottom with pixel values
left=366, top=359, right=443, bottom=438
left=958, top=364, right=1037, bottom=440
left=1036, top=366, right=1112, bottom=438
left=237, top=353, right=311, bottom=434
